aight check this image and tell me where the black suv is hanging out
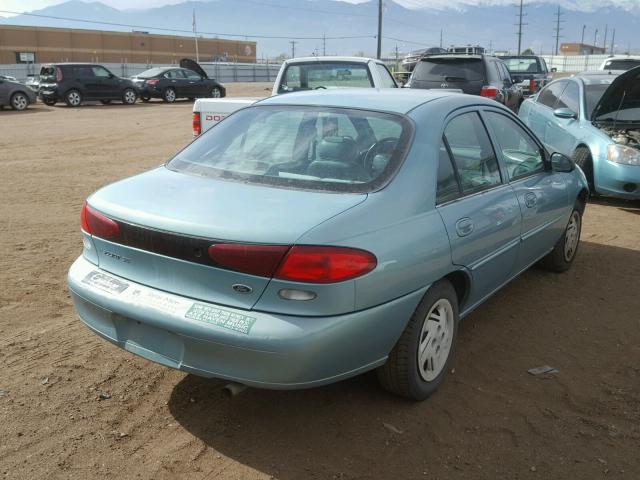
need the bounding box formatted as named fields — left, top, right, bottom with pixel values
left=38, top=63, right=139, bottom=107
left=407, top=54, right=523, bottom=112
left=498, top=55, right=551, bottom=95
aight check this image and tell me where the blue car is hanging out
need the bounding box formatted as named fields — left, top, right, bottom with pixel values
left=519, top=67, right=640, bottom=199
left=68, top=89, right=588, bottom=400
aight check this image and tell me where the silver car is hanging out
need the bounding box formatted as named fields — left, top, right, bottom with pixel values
left=0, top=77, right=37, bottom=111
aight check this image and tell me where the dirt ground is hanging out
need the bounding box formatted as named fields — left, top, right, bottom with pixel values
left=1, top=82, right=639, bottom=480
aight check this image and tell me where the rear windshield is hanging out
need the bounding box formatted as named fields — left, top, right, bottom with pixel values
left=137, top=68, right=165, bottom=78
left=413, top=58, right=484, bottom=81
left=501, top=57, right=541, bottom=74
left=168, top=105, right=412, bottom=193
left=603, top=59, right=640, bottom=71
left=39, top=66, right=56, bottom=78
left=278, top=62, right=373, bottom=93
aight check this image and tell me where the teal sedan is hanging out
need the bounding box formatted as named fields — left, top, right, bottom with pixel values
left=68, top=89, right=588, bottom=400
left=519, top=67, right=640, bottom=199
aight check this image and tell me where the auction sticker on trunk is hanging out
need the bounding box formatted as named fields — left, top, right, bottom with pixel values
left=185, top=304, right=256, bottom=335
left=82, top=271, right=129, bottom=294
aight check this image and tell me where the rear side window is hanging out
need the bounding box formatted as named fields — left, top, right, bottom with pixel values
left=72, top=66, right=94, bottom=78
left=443, top=112, right=501, bottom=193
left=168, top=105, right=413, bottom=194
left=537, top=81, right=566, bottom=108
left=376, top=63, right=397, bottom=88
left=556, top=81, right=580, bottom=114
left=165, top=70, right=186, bottom=79
left=92, top=66, right=111, bottom=78
left=413, top=58, right=484, bottom=81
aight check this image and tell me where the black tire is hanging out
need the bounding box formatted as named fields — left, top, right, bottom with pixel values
left=100, top=100, right=112, bottom=105
left=122, top=88, right=137, bottom=105
left=10, top=92, right=29, bottom=111
left=377, top=280, right=459, bottom=401
left=572, top=147, right=595, bottom=193
left=538, top=206, right=582, bottom=273
left=211, top=87, right=222, bottom=98
left=141, top=94, right=151, bottom=102
left=162, top=87, right=176, bottom=103
left=64, top=89, right=82, bottom=107
left=43, top=99, right=56, bottom=106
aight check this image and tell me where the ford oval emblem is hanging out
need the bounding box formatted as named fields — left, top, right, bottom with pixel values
left=232, top=284, right=253, bottom=294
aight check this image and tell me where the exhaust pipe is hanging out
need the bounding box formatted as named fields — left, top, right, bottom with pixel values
left=222, top=382, right=248, bottom=398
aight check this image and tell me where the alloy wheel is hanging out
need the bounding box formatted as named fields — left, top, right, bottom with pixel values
left=12, top=94, right=28, bottom=111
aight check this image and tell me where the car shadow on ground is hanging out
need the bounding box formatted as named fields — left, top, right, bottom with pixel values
left=167, top=240, right=640, bottom=479
left=0, top=105, right=54, bottom=115
left=589, top=196, right=640, bottom=214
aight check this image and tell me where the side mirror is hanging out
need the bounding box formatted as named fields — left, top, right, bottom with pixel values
left=551, top=152, right=575, bottom=172
left=553, top=108, right=577, bottom=120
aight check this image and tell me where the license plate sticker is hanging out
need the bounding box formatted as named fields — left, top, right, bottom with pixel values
left=185, top=303, right=256, bottom=335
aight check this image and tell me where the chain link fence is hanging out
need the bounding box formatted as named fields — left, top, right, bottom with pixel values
left=540, top=54, right=615, bottom=73
left=0, top=61, right=281, bottom=82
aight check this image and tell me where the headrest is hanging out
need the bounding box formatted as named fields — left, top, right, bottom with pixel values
left=317, top=136, right=357, bottom=163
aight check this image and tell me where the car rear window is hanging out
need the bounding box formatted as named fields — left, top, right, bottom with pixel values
left=501, top=58, right=541, bottom=74
left=603, top=60, right=640, bottom=71
left=168, top=105, right=412, bottom=193
left=413, top=58, right=484, bottom=81
left=279, top=62, right=373, bottom=93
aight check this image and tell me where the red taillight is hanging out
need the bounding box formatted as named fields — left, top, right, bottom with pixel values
left=480, top=86, right=499, bottom=98
left=208, top=243, right=289, bottom=278
left=275, top=246, right=377, bottom=283
left=529, top=79, right=535, bottom=92
left=146, top=79, right=159, bottom=85
left=192, top=112, right=201, bottom=136
left=81, top=202, right=120, bottom=239
left=55, top=67, right=63, bottom=82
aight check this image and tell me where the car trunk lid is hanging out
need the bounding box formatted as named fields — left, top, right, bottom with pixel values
left=86, top=166, right=366, bottom=309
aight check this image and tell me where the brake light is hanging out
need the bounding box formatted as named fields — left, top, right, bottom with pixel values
left=146, top=79, right=159, bottom=85
left=55, top=67, right=63, bottom=82
left=81, top=202, right=120, bottom=239
left=208, top=243, right=289, bottom=278
left=529, top=79, right=535, bottom=92
left=480, top=86, right=499, bottom=98
left=275, top=246, right=377, bottom=283
left=192, top=112, right=201, bottom=136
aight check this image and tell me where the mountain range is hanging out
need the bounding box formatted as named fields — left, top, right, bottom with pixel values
left=1, top=0, right=639, bottom=58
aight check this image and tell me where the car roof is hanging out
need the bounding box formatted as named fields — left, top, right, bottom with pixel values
left=576, top=70, right=623, bottom=84
left=283, top=56, right=376, bottom=65
left=257, top=88, right=478, bottom=115
left=420, top=54, right=484, bottom=61
left=602, top=55, right=640, bottom=61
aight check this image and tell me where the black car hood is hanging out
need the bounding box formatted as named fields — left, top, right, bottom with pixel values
left=592, top=66, right=640, bottom=122
left=180, top=58, right=208, bottom=78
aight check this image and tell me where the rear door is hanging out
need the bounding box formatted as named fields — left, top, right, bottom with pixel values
left=436, top=110, right=522, bottom=306
left=411, top=57, right=485, bottom=94
left=164, top=69, right=188, bottom=97
left=524, top=80, right=567, bottom=147
left=482, top=109, right=569, bottom=270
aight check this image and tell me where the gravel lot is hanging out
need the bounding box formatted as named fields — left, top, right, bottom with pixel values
left=0, top=82, right=639, bottom=479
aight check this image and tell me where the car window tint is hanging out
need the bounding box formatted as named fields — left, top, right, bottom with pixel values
left=500, top=63, right=512, bottom=82
left=537, top=81, right=566, bottom=108
left=72, top=66, right=93, bottom=78
left=556, top=81, right=580, bottom=114
left=280, top=63, right=373, bottom=93
left=92, top=67, right=111, bottom=78
left=184, top=70, right=202, bottom=80
left=444, top=112, right=501, bottom=193
left=164, top=70, right=184, bottom=79
left=484, top=111, right=545, bottom=180
left=376, top=63, right=397, bottom=88
left=436, top=141, right=460, bottom=204
left=492, top=62, right=502, bottom=81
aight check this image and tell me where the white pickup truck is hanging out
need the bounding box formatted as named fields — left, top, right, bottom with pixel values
left=192, top=56, right=398, bottom=136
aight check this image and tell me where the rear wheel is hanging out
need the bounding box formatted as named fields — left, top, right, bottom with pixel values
left=141, top=94, right=151, bottom=102
left=377, top=280, right=459, bottom=400
left=122, top=88, right=137, bottom=105
left=539, top=207, right=582, bottom=273
left=43, top=99, right=56, bottom=106
left=572, top=147, right=595, bottom=193
left=10, top=92, right=29, bottom=111
left=211, top=87, right=222, bottom=98
left=64, top=89, right=82, bottom=107
left=163, top=87, right=176, bottom=103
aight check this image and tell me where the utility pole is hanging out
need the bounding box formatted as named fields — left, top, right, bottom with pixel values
left=192, top=8, right=199, bottom=62
left=515, top=0, right=527, bottom=55
left=489, top=40, right=493, bottom=55
left=394, top=44, right=399, bottom=74
left=376, top=0, right=382, bottom=59
left=581, top=25, right=586, bottom=44
left=289, top=40, right=297, bottom=59
left=440, top=28, right=443, bottom=49
left=594, top=29, right=598, bottom=47
left=553, top=5, right=564, bottom=56
left=602, top=24, right=608, bottom=49
left=322, top=33, right=326, bottom=56
left=610, top=28, right=615, bottom=55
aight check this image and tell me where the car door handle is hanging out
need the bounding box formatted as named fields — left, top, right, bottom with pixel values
left=455, top=217, right=474, bottom=237
left=524, top=192, right=537, bottom=208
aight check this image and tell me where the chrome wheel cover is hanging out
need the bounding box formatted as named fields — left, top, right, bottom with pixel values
left=418, top=298, right=454, bottom=382
left=67, top=91, right=81, bottom=106
left=12, top=94, right=27, bottom=110
left=564, top=211, right=580, bottom=262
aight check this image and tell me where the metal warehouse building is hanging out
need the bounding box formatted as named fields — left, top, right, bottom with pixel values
left=0, top=25, right=256, bottom=64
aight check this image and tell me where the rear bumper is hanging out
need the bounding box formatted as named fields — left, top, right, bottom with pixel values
left=67, top=256, right=423, bottom=389
left=596, top=160, right=640, bottom=200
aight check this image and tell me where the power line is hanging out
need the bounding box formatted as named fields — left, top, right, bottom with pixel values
left=0, top=9, right=374, bottom=41
left=553, top=5, right=564, bottom=55
left=515, top=0, right=528, bottom=55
